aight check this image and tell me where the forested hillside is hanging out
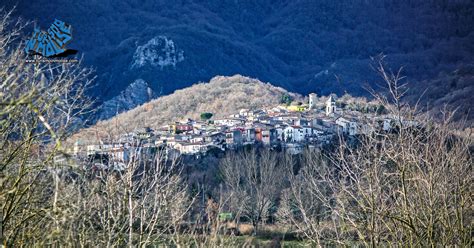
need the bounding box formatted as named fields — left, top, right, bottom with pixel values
left=73, top=75, right=301, bottom=141
left=7, top=0, right=474, bottom=120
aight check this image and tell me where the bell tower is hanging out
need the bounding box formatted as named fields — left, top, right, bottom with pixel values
left=326, top=95, right=336, bottom=116
left=308, top=93, right=317, bottom=110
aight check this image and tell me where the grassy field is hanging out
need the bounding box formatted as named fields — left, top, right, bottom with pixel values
left=153, top=224, right=313, bottom=247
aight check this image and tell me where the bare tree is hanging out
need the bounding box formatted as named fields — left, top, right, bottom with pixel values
left=278, top=58, right=473, bottom=246
left=220, top=148, right=285, bottom=235
left=183, top=188, right=246, bottom=247
left=0, top=9, right=94, bottom=246
left=47, top=143, right=194, bottom=247
left=277, top=149, right=336, bottom=246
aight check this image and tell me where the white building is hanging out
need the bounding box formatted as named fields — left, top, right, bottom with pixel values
left=108, top=147, right=131, bottom=162
left=283, top=126, right=311, bottom=142
left=174, top=142, right=209, bottom=154
left=86, top=144, right=101, bottom=155
left=239, top=108, right=253, bottom=117
left=326, top=95, right=337, bottom=116
left=336, top=117, right=358, bottom=136
left=284, top=143, right=304, bottom=155
left=383, top=118, right=392, bottom=131
left=214, top=118, right=245, bottom=127
left=309, top=93, right=317, bottom=110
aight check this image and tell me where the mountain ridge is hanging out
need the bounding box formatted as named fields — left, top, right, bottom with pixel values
left=8, top=0, right=474, bottom=119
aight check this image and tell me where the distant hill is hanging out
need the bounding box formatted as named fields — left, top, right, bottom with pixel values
left=8, top=0, right=474, bottom=121
left=72, top=75, right=301, bottom=142
left=405, top=64, right=474, bottom=125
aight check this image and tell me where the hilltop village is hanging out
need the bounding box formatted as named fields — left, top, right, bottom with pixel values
left=71, top=94, right=404, bottom=169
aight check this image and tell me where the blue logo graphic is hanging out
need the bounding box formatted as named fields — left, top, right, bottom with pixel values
left=24, top=19, right=73, bottom=58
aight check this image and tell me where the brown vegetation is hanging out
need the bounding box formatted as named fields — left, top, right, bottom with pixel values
left=74, top=75, right=302, bottom=142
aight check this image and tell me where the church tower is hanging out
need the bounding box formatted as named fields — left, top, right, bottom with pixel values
left=308, top=93, right=317, bottom=110
left=326, top=95, right=336, bottom=116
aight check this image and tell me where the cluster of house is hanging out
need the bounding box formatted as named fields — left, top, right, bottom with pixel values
left=73, top=94, right=403, bottom=165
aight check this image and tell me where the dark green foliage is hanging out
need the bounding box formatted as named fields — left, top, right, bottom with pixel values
left=376, top=104, right=386, bottom=115
left=338, top=102, right=347, bottom=108
left=280, top=93, right=293, bottom=106
left=218, top=212, right=233, bottom=222
left=200, top=112, right=213, bottom=120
